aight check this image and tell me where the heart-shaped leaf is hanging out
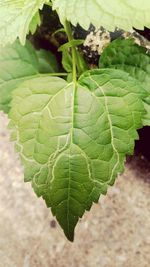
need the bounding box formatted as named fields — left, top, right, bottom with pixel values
left=9, top=69, right=146, bottom=240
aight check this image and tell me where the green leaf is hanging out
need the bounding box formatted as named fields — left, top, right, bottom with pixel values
left=0, top=0, right=48, bottom=46
left=9, top=69, right=146, bottom=241
left=76, top=50, right=88, bottom=74
left=52, top=0, right=150, bottom=31
left=58, top=40, right=84, bottom=52
left=0, top=40, right=39, bottom=113
left=67, top=73, right=73, bottom=83
left=62, top=49, right=73, bottom=73
left=29, top=11, right=41, bottom=35
left=62, top=48, right=88, bottom=75
left=100, top=38, right=150, bottom=125
left=0, top=40, right=58, bottom=113
left=36, top=49, right=59, bottom=73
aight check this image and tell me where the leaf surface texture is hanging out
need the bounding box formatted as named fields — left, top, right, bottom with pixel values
left=9, top=69, right=146, bottom=240
left=52, top=0, right=150, bottom=31
left=0, top=0, right=48, bottom=45
left=0, top=40, right=58, bottom=113
left=100, top=38, right=150, bottom=125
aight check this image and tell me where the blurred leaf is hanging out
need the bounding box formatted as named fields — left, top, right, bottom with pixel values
left=36, top=49, right=59, bottom=73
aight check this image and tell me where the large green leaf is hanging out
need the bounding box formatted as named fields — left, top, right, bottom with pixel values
left=52, top=0, right=150, bottom=31
left=0, top=40, right=58, bottom=113
left=99, top=38, right=150, bottom=125
left=0, top=0, right=48, bottom=46
left=9, top=69, right=146, bottom=241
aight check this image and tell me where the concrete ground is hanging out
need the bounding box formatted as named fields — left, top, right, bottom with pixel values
left=0, top=112, right=150, bottom=267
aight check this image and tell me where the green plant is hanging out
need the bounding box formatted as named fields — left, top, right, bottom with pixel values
left=0, top=0, right=150, bottom=241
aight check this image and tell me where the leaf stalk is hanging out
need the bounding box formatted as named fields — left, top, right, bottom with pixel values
left=64, top=21, right=77, bottom=84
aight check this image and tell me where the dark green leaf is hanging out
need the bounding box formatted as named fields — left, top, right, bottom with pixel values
left=100, top=38, right=150, bottom=125
left=9, top=69, right=146, bottom=241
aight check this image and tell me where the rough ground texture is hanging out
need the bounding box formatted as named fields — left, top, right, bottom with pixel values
left=0, top=112, right=150, bottom=267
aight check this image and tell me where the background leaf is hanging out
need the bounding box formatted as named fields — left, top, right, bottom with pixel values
left=36, top=49, right=59, bottom=73
left=62, top=50, right=73, bottom=73
left=29, top=11, right=41, bottom=35
left=52, top=0, right=150, bottom=31
left=0, top=40, right=58, bottom=113
left=99, top=38, right=150, bottom=125
left=0, top=0, right=48, bottom=46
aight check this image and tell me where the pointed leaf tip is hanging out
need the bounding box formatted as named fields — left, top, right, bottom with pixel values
left=64, top=229, right=74, bottom=242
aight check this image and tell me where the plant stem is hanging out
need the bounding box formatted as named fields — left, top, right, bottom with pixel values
left=64, top=21, right=77, bottom=83
left=47, top=73, right=68, bottom=76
